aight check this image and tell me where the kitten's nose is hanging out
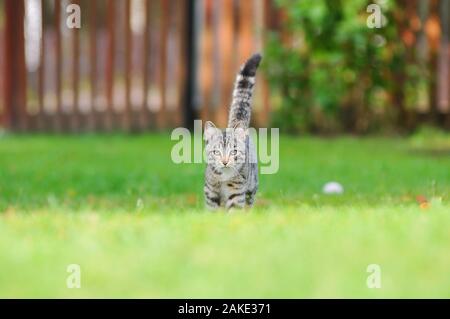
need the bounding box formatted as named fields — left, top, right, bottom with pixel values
left=222, top=157, right=229, bottom=166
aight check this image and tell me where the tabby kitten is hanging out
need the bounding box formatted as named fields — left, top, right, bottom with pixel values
left=204, top=53, right=261, bottom=210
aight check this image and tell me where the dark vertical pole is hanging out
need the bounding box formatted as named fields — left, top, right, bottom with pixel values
left=211, top=0, right=220, bottom=124
left=200, top=0, right=213, bottom=123
left=3, top=0, right=27, bottom=131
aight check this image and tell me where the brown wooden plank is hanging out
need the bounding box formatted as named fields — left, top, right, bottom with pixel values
left=239, top=0, right=261, bottom=126
left=38, top=0, right=46, bottom=130
left=158, top=0, right=169, bottom=129
left=54, top=0, right=62, bottom=131
left=18, top=0, right=28, bottom=132
left=141, top=0, right=151, bottom=130
left=105, top=0, right=116, bottom=130
left=89, top=0, right=98, bottom=131
left=239, top=0, right=253, bottom=65
left=124, top=0, right=132, bottom=131
left=260, top=0, right=273, bottom=127
left=175, top=0, right=187, bottom=127
left=2, top=0, right=14, bottom=129
left=217, top=0, right=235, bottom=127
left=72, top=0, right=81, bottom=131
left=3, top=0, right=27, bottom=131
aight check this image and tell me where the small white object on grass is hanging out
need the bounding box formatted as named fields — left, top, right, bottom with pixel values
left=136, top=198, right=144, bottom=211
left=322, top=181, right=344, bottom=195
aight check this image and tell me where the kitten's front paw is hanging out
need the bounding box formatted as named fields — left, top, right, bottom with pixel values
left=206, top=205, right=219, bottom=211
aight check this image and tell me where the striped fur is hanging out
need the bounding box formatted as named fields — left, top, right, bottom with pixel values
left=228, top=53, right=262, bottom=129
left=204, top=53, right=261, bottom=210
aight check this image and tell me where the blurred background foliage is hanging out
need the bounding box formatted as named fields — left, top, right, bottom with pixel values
left=1, top=0, right=448, bottom=135
left=264, top=0, right=441, bottom=134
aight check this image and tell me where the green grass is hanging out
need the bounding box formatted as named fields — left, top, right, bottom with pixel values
left=0, top=134, right=449, bottom=298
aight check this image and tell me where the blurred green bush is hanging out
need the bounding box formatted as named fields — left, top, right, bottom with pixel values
left=264, top=0, right=429, bottom=134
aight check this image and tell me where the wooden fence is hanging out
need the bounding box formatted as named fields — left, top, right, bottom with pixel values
left=1, top=0, right=187, bottom=132
left=0, top=0, right=274, bottom=132
left=0, top=0, right=449, bottom=132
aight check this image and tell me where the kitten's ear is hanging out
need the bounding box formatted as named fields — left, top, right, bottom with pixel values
left=204, top=121, right=218, bottom=140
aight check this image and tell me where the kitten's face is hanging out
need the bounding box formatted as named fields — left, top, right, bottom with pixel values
left=204, top=122, right=247, bottom=172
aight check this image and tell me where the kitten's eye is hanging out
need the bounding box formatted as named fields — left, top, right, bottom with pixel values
left=213, top=150, right=220, bottom=155
left=230, top=150, right=237, bottom=155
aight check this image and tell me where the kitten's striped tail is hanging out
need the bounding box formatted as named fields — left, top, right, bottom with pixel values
left=227, top=53, right=262, bottom=129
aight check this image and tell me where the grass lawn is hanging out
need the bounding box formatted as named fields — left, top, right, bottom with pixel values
left=0, top=134, right=449, bottom=298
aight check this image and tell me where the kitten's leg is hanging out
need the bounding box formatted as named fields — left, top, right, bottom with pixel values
left=246, top=190, right=257, bottom=207
left=245, top=164, right=258, bottom=207
left=204, top=182, right=220, bottom=210
left=225, top=191, right=246, bottom=210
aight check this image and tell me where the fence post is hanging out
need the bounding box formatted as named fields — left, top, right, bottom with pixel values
left=157, top=0, right=169, bottom=129
left=3, top=0, right=27, bottom=131
left=183, top=0, right=198, bottom=130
